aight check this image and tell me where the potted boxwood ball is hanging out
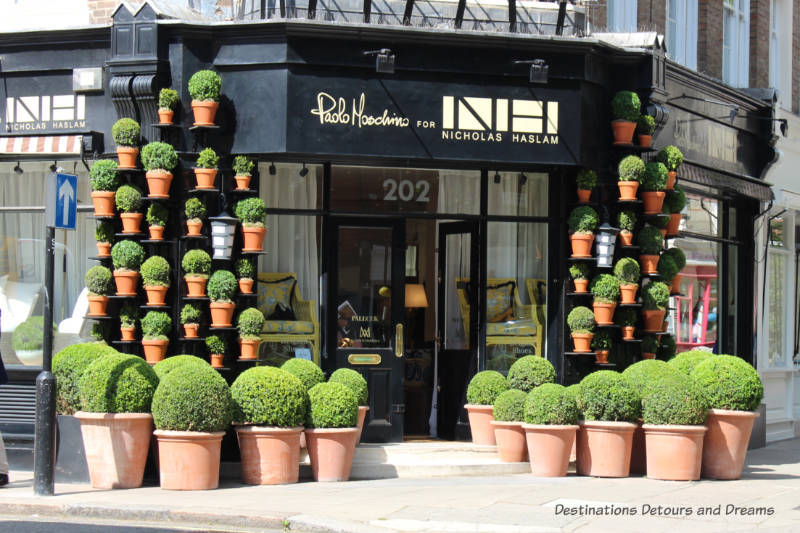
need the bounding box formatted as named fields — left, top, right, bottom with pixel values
left=636, top=225, right=663, bottom=274
left=115, top=184, right=144, bottom=234
left=184, top=197, right=207, bottom=236
left=642, top=281, right=670, bottom=332
left=491, top=389, right=528, bottom=463
left=146, top=202, right=169, bottom=241
left=658, top=334, right=677, bottom=360
left=194, top=147, right=219, bottom=189
left=668, top=349, right=714, bottom=374
left=180, top=303, right=202, bottom=338
left=140, top=141, right=179, bottom=199
left=12, top=317, right=53, bottom=366
left=75, top=352, right=158, bottom=489
left=85, top=265, right=113, bottom=316
left=575, top=168, right=596, bottom=204
left=153, top=354, right=211, bottom=380
left=615, top=307, right=638, bottom=340
left=95, top=221, right=115, bottom=258
left=89, top=160, right=121, bottom=217
left=523, top=383, right=580, bottom=477
left=158, top=88, right=179, bottom=124
left=641, top=334, right=659, bottom=359
left=664, top=185, right=686, bottom=236
left=641, top=162, right=668, bottom=214
left=567, top=205, right=599, bottom=258
left=305, top=382, right=359, bottom=482
left=613, top=257, right=640, bottom=305
left=569, top=262, right=591, bottom=293
left=232, top=366, right=307, bottom=485
left=208, top=270, right=237, bottom=327
left=617, top=155, right=645, bottom=201
left=140, top=255, right=170, bottom=306
left=329, top=368, right=369, bottom=443
left=233, top=155, right=255, bottom=191
left=235, top=197, right=268, bottom=252
left=119, top=301, right=138, bottom=341
left=575, top=370, right=641, bottom=477
left=507, top=355, right=555, bottom=393
left=656, top=253, right=679, bottom=288
left=141, top=310, right=171, bottom=364
left=691, top=355, right=763, bottom=480
left=610, top=90, right=640, bottom=145
left=152, top=363, right=233, bottom=490
left=206, top=335, right=226, bottom=369
left=188, top=69, right=222, bottom=126
left=567, top=306, right=595, bottom=352
left=111, top=240, right=145, bottom=296
left=53, top=343, right=118, bottom=416
left=589, top=273, right=620, bottom=325
left=636, top=114, right=655, bottom=148
left=111, top=118, right=140, bottom=169
left=182, top=249, right=212, bottom=297
left=282, top=358, right=325, bottom=391
left=591, top=330, right=613, bottom=364
left=656, top=145, right=684, bottom=190
left=617, top=210, right=637, bottom=247
left=464, top=370, right=509, bottom=446
left=662, top=247, right=686, bottom=294
left=237, top=307, right=265, bottom=360
left=235, top=258, right=256, bottom=294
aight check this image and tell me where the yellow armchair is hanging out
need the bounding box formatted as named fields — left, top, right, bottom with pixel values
left=257, top=272, right=320, bottom=364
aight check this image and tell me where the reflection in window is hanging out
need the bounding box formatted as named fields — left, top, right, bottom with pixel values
left=767, top=253, right=786, bottom=367
left=769, top=216, right=785, bottom=247
left=488, top=172, right=548, bottom=217
left=260, top=162, right=322, bottom=210
left=683, top=193, right=719, bottom=236
left=671, top=238, right=719, bottom=353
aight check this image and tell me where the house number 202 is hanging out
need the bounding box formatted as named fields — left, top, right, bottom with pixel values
left=383, top=179, right=430, bottom=202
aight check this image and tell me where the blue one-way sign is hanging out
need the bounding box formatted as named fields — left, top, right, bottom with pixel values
left=55, top=173, right=77, bottom=230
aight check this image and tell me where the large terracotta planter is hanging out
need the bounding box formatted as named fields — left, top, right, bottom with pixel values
left=643, top=309, right=666, bottom=332
left=569, top=232, right=594, bottom=258
left=666, top=171, right=677, bottom=190
left=148, top=225, right=164, bottom=241
left=185, top=276, right=208, bottom=297
left=611, top=120, right=636, bottom=145
left=194, top=168, right=217, bottom=189
left=576, top=189, right=591, bottom=203
left=666, top=213, right=681, bottom=236
left=639, top=254, right=659, bottom=274
left=236, top=425, right=302, bottom=485
left=630, top=419, right=646, bottom=475
left=120, top=326, right=136, bottom=341
left=242, top=226, right=267, bottom=252
left=186, top=220, right=203, bottom=236
left=210, top=301, right=235, bottom=327
left=116, top=146, right=138, bottom=169
left=96, top=242, right=111, bottom=257
left=642, top=352, right=656, bottom=359
left=87, top=295, right=109, bottom=316
left=491, top=421, right=528, bottom=463
left=238, top=338, right=261, bottom=360
left=191, top=100, right=219, bottom=126
left=621, top=326, right=635, bottom=340
left=158, top=109, right=174, bottom=124
left=145, top=170, right=173, bottom=198
left=671, top=274, right=683, bottom=295
left=642, top=191, right=666, bottom=215
left=619, top=230, right=633, bottom=247
left=592, top=301, right=616, bottom=325
left=701, top=409, right=759, bottom=480
left=74, top=412, right=153, bottom=489
left=619, top=284, right=638, bottom=304
left=638, top=134, right=652, bottom=148
left=183, top=324, right=199, bottom=338
left=356, top=405, right=370, bottom=444
left=465, top=404, right=495, bottom=445
left=573, top=279, right=589, bottom=293
left=576, top=420, right=636, bottom=477
left=235, top=175, right=252, bottom=191
left=304, top=427, right=359, bottom=482
left=142, top=339, right=169, bottom=364
left=571, top=332, right=593, bottom=353
left=617, top=181, right=639, bottom=201
left=113, top=270, right=139, bottom=296
left=644, top=424, right=707, bottom=481
left=91, top=191, right=115, bottom=217
left=210, top=354, right=224, bottom=368
left=154, top=429, right=225, bottom=490
left=120, top=213, right=144, bottom=234
left=523, top=424, right=577, bottom=477
left=144, top=285, right=168, bottom=306
left=238, top=278, right=254, bottom=294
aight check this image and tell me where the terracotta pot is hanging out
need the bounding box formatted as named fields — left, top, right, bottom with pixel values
left=701, top=409, right=759, bottom=480
left=75, top=412, right=153, bottom=489
left=210, top=354, right=224, bottom=368
left=91, top=191, right=116, bottom=217
left=142, top=339, right=169, bottom=364
left=148, top=225, right=164, bottom=241
left=666, top=171, right=677, bottom=190
left=638, top=134, right=652, bottom=148
left=356, top=406, right=370, bottom=444
left=96, top=242, right=112, bottom=257
left=87, top=295, right=109, bottom=316
left=120, top=213, right=144, bottom=234
left=144, top=285, right=168, bottom=306
left=304, top=427, right=359, bottom=482
left=523, top=424, right=577, bottom=477
left=595, top=350, right=609, bottom=364
left=642, top=352, right=656, bottom=360
left=117, top=146, right=139, bottom=169
left=236, top=425, right=302, bottom=485
left=491, top=421, right=528, bottom=463
left=183, top=324, right=199, bottom=338
left=671, top=274, right=683, bottom=295
left=576, top=189, right=591, bottom=203
left=158, top=109, right=174, bottom=124
left=239, top=338, right=261, bottom=360
left=643, top=309, right=666, bottom=332
left=145, top=170, right=173, bottom=198
left=194, top=168, right=217, bottom=189
left=210, top=301, right=235, bottom=327
left=238, top=278, right=254, bottom=294
left=621, top=326, right=635, bottom=340
left=113, top=270, right=139, bottom=296
left=592, top=301, right=616, bottom=325
left=185, top=276, right=208, bottom=298
left=186, top=220, right=203, bottom=236
left=619, top=231, right=633, bottom=246
left=191, top=100, right=219, bottom=126
left=569, top=232, right=594, bottom=258
left=666, top=213, right=681, bottom=236
left=642, top=191, right=666, bottom=215
left=154, top=429, right=225, bottom=490
left=658, top=228, right=667, bottom=240
left=573, top=279, right=589, bottom=293
left=643, top=424, right=707, bottom=481
left=242, top=226, right=267, bottom=252
left=639, top=254, right=659, bottom=274
left=235, top=175, right=252, bottom=191
left=464, top=404, right=496, bottom=445
left=630, top=419, right=646, bottom=475
left=120, top=326, right=136, bottom=341
left=618, top=181, right=639, bottom=201
left=576, top=420, right=636, bottom=477
left=611, top=120, right=636, bottom=145
left=619, top=284, right=638, bottom=304
left=571, top=332, right=593, bottom=353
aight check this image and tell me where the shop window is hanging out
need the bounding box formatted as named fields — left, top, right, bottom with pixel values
left=683, top=193, right=720, bottom=236
left=260, top=162, right=322, bottom=210
left=666, top=0, right=698, bottom=70
left=488, top=171, right=548, bottom=217
left=608, top=0, right=637, bottom=32
left=671, top=238, right=720, bottom=354
left=764, top=213, right=792, bottom=368
left=723, top=0, right=750, bottom=88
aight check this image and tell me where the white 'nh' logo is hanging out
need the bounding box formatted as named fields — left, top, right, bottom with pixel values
left=442, top=96, right=558, bottom=134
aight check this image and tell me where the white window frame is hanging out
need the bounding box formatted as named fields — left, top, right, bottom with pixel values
left=769, top=0, right=793, bottom=110
left=607, top=0, right=637, bottom=32
left=763, top=211, right=795, bottom=370
left=723, top=0, right=750, bottom=88
left=666, top=0, right=698, bottom=70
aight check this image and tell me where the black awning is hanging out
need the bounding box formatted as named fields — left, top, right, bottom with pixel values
left=680, top=163, right=774, bottom=203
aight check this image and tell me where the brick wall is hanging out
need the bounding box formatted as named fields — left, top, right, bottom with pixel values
left=750, top=0, right=771, bottom=88
left=585, top=1, right=607, bottom=33
left=638, top=0, right=666, bottom=33
left=88, top=0, right=142, bottom=24
left=697, top=0, right=723, bottom=79
left=794, top=0, right=800, bottom=113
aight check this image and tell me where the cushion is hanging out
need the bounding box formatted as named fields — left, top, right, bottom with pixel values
left=262, top=321, right=314, bottom=334
left=486, top=281, right=515, bottom=322
left=269, top=303, right=296, bottom=321
left=258, top=276, right=296, bottom=318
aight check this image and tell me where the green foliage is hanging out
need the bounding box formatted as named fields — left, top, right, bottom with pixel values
left=188, top=70, right=222, bottom=102
left=642, top=334, right=660, bottom=353
left=641, top=162, right=668, bottom=192
left=140, top=255, right=170, bottom=287
left=621, top=359, right=677, bottom=393
left=184, top=197, right=207, bottom=221
left=637, top=114, right=655, bottom=135
left=668, top=350, right=714, bottom=375
left=567, top=306, right=595, bottom=334
left=153, top=354, right=210, bottom=380
left=207, top=269, right=237, bottom=302
left=180, top=304, right=202, bottom=325
left=111, top=118, right=140, bottom=146
left=649, top=215, right=669, bottom=229
left=611, top=90, right=641, bottom=122
left=146, top=203, right=169, bottom=227
left=567, top=206, right=599, bottom=233
left=53, top=343, right=118, bottom=414
left=618, top=155, right=645, bottom=183
left=235, top=197, right=267, bottom=226
left=492, top=389, right=527, bottom=422
left=206, top=335, right=226, bottom=355
left=617, top=210, right=637, bottom=232
left=78, top=352, right=158, bottom=413
left=658, top=334, right=677, bottom=360
left=195, top=148, right=219, bottom=169
left=85, top=265, right=113, bottom=296
left=91, top=322, right=110, bottom=341
left=614, top=307, right=638, bottom=327
left=656, top=254, right=679, bottom=282
left=182, top=249, right=212, bottom=277
left=576, top=370, right=641, bottom=422
left=158, top=88, right=179, bottom=110
left=235, top=258, right=256, bottom=279
left=89, top=160, right=121, bottom=191
left=233, top=155, right=255, bottom=176
left=466, top=370, right=509, bottom=405
left=656, top=145, right=684, bottom=171
left=111, top=240, right=145, bottom=271
left=12, top=316, right=52, bottom=351
left=569, top=262, right=591, bottom=280
left=507, top=355, right=555, bottom=392
left=637, top=225, right=664, bottom=254
left=643, top=281, right=670, bottom=311
left=140, top=142, right=178, bottom=172
left=591, top=330, right=613, bottom=351
left=152, top=364, right=233, bottom=432
left=691, top=356, right=763, bottom=411
left=662, top=247, right=686, bottom=270
left=281, top=358, right=325, bottom=392
left=590, top=273, right=620, bottom=303
left=237, top=307, right=265, bottom=339
left=306, top=382, right=358, bottom=428
left=231, top=366, right=307, bottom=426
left=141, top=311, right=171, bottom=340
left=329, top=368, right=369, bottom=406
left=576, top=169, right=597, bottom=190
left=114, top=184, right=142, bottom=213
left=525, top=383, right=580, bottom=425
left=120, top=301, right=138, bottom=328
left=641, top=375, right=708, bottom=425
left=95, top=221, right=115, bottom=243
left=664, top=185, right=687, bottom=214
left=613, top=257, right=640, bottom=284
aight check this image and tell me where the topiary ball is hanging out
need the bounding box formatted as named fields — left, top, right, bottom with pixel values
left=281, top=358, right=325, bottom=392
left=53, top=343, right=119, bottom=415
left=152, top=364, right=233, bottom=432
left=621, top=359, right=680, bottom=394
left=231, top=366, right=307, bottom=427
left=691, top=356, right=763, bottom=412
left=492, top=389, right=527, bottom=422
left=524, top=383, right=580, bottom=425
left=466, top=370, right=509, bottom=405
left=329, top=368, right=368, bottom=406
left=506, top=355, right=555, bottom=393
left=153, top=354, right=211, bottom=380
left=668, top=350, right=714, bottom=375
left=78, top=353, right=159, bottom=413
left=576, top=370, right=641, bottom=422
left=306, top=382, right=358, bottom=428
left=641, top=375, right=707, bottom=425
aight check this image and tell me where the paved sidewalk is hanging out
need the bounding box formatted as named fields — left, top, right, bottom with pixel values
left=0, top=438, right=798, bottom=533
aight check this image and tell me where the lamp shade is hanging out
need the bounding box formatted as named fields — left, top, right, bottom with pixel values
left=405, top=283, right=429, bottom=308
left=209, top=211, right=238, bottom=260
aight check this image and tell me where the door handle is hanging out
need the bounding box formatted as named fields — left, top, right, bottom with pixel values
left=395, top=323, right=404, bottom=357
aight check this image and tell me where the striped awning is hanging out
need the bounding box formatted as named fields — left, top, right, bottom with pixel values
left=680, top=163, right=774, bottom=203
left=0, top=135, right=83, bottom=155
